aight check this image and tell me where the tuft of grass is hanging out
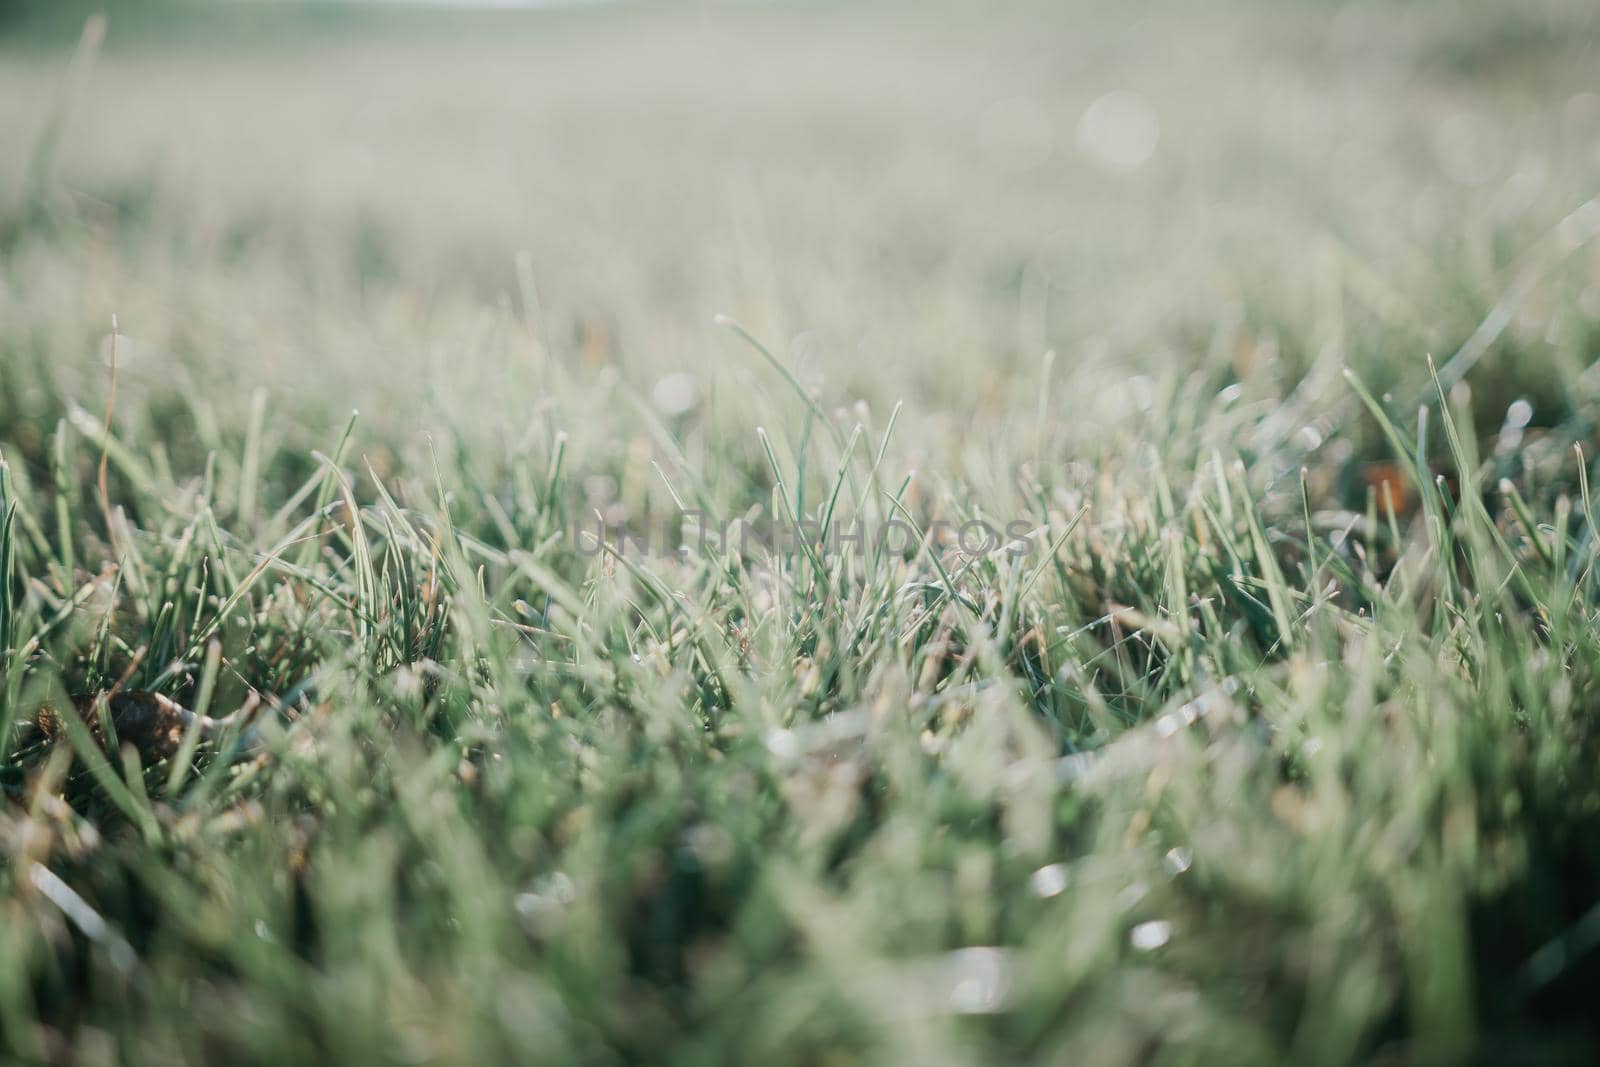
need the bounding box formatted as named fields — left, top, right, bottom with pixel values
left=3, top=1, right=1600, bottom=1063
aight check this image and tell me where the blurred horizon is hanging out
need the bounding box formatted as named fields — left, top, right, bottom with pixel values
left=4, top=0, right=1599, bottom=454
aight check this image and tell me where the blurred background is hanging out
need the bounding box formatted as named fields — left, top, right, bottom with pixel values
left=2, top=0, right=1599, bottom=497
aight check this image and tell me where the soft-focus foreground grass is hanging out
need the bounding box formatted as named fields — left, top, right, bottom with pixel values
left=4, top=0, right=1600, bottom=1062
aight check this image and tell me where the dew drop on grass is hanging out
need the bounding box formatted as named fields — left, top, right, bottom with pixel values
left=945, top=947, right=1014, bottom=1015
left=764, top=728, right=799, bottom=760
left=652, top=372, right=698, bottom=416
left=1077, top=90, right=1160, bottom=175
left=547, top=872, right=576, bottom=905
left=1117, top=881, right=1151, bottom=910
left=1130, top=920, right=1172, bottom=951
left=1029, top=863, right=1069, bottom=898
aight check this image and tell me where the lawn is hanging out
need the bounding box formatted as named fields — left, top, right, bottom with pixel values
left=4, top=0, right=1600, bottom=1062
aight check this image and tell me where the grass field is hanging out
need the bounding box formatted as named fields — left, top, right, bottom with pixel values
left=4, top=0, right=1600, bottom=1062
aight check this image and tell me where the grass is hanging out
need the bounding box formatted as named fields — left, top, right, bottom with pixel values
left=4, top=0, right=1600, bottom=1062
